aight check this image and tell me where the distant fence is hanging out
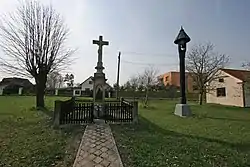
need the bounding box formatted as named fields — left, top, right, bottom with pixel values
left=45, top=89, right=114, bottom=97
left=118, top=90, right=201, bottom=101
left=1, top=87, right=34, bottom=96
left=119, top=90, right=180, bottom=99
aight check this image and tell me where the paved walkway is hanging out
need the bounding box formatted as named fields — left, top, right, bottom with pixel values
left=73, top=122, right=123, bottom=167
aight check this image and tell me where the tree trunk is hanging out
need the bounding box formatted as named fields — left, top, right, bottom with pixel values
left=199, top=91, right=204, bottom=105
left=133, top=89, right=135, bottom=101
left=35, top=75, right=47, bottom=109
left=144, top=87, right=149, bottom=107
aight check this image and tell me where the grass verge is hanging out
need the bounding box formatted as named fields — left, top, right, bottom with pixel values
left=112, top=100, right=250, bottom=167
left=0, top=96, right=84, bottom=167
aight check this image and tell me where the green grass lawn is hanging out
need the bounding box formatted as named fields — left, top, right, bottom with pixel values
left=2, top=96, right=250, bottom=167
left=112, top=100, right=250, bottom=167
left=0, top=96, right=84, bottom=167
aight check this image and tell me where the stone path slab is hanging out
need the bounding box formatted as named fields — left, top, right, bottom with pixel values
left=73, top=123, right=123, bottom=167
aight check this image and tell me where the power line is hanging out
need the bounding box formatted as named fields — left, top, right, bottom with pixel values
left=122, top=51, right=177, bottom=57
left=121, top=60, right=178, bottom=66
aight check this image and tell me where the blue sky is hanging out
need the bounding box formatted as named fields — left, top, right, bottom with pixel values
left=0, top=0, right=250, bottom=85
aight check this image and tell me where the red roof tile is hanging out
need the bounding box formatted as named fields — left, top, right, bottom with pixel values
left=221, top=68, right=250, bottom=81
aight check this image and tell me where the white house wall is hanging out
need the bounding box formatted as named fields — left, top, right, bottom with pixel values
left=81, top=78, right=94, bottom=90
left=80, top=77, right=111, bottom=91
left=206, top=70, right=244, bottom=107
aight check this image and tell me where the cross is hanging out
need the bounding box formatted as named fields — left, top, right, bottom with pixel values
left=93, top=36, right=109, bottom=63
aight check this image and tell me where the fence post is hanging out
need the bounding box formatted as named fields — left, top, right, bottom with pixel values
left=53, top=100, right=62, bottom=128
left=132, top=101, right=138, bottom=124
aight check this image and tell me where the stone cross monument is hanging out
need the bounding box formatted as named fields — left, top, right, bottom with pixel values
left=92, top=35, right=109, bottom=103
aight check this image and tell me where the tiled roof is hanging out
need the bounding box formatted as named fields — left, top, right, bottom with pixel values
left=158, top=71, right=193, bottom=78
left=0, top=77, right=33, bottom=87
left=221, top=68, right=250, bottom=81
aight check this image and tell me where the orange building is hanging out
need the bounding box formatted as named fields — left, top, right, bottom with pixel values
left=158, top=71, right=196, bottom=92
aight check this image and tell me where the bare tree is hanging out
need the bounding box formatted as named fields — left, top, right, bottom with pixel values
left=129, top=75, right=139, bottom=91
left=0, top=1, right=74, bottom=108
left=242, top=62, right=250, bottom=90
left=242, top=62, right=250, bottom=70
left=75, top=83, right=81, bottom=87
left=46, top=71, right=64, bottom=88
left=128, top=75, right=139, bottom=100
left=123, top=81, right=132, bottom=91
left=113, top=83, right=118, bottom=90
left=138, top=66, right=158, bottom=107
left=186, top=42, right=229, bottom=105
left=64, top=73, right=74, bottom=87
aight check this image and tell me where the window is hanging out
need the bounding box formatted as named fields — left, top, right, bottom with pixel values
left=89, top=81, right=92, bottom=84
left=193, top=85, right=198, bottom=91
left=217, top=87, right=226, bottom=97
left=75, top=90, right=80, bottom=95
left=219, top=78, right=224, bottom=83
left=165, top=76, right=169, bottom=82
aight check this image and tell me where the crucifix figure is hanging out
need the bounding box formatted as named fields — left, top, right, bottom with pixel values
left=93, top=36, right=109, bottom=73
left=92, top=35, right=109, bottom=105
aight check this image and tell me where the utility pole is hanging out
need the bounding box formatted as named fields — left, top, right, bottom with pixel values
left=116, top=52, right=121, bottom=99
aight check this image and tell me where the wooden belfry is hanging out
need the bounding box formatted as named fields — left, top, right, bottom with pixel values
left=92, top=35, right=109, bottom=102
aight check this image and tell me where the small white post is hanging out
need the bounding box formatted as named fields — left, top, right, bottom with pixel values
left=18, top=87, right=23, bottom=95
left=0, top=88, right=3, bottom=95
left=73, top=89, right=76, bottom=96
left=55, top=89, right=58, bottom=96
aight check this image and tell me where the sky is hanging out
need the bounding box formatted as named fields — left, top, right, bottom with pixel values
left=0, top=0, right=250, bottom=85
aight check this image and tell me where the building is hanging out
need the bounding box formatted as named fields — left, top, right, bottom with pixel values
left=72, top=76, right=113, bottom=97
left=79, top=76, right=112, bottom=91
left=52, top=76, right=113, bottom=97
left=0, top=77, right=34, bottom=95
left=206, top=68, right=250, bottom=107
left=79, top=76, right=95, bottom=92
left=158, top=71, right=196, bottom=92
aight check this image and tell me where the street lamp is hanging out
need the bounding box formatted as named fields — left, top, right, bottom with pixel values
left=174, top=26, right=192, bottom=117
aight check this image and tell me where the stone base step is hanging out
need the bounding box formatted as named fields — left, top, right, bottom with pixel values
left=93, top=119, right=105, bottom=124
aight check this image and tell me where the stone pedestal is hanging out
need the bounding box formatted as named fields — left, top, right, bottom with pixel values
left=93, top=72, right=106, bottom=102
left=93, top=118, right=105, bottom=124
left=174, top=104, right=192, bottom=117
left=93, top=103, right=105, bottom=118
